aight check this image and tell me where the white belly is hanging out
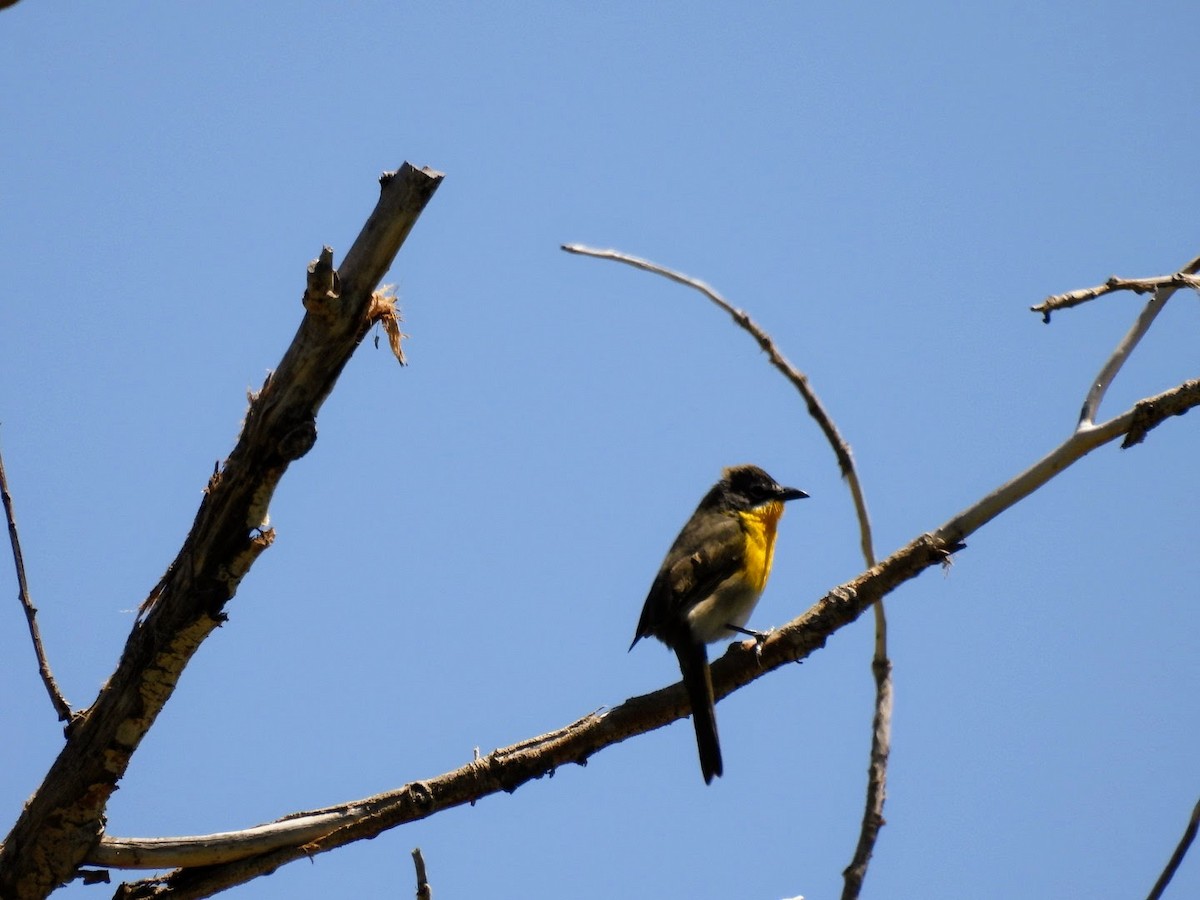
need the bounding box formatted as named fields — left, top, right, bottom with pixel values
left=685, top=575, right=763, bottom=645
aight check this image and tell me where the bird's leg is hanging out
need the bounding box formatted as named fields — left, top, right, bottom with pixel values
left=726, top=623, right=773, bottom=659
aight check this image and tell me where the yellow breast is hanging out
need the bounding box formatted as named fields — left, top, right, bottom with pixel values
left=736, top=500, right=784, bottom=594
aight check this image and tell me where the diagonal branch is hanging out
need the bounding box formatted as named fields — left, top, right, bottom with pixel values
left=0, top=163, right=443, bottom=900
left=0, top=440, right=73, bottom=722
left=108, top=524, right=955, bottom=898
left=936, top=378, right=1200, bottom=541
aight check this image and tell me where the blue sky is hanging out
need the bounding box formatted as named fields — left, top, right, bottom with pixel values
left=2, top=3, right=1198, bottom=898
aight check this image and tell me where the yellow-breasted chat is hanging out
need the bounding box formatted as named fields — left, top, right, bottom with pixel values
left=630, top=464, right=807, bottom=783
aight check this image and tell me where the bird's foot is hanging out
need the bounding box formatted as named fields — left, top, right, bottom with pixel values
left=726, top=623, right=773, bottom=659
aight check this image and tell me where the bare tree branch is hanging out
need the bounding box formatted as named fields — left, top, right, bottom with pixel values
left=101, top=350, right=1200, bottom=898
left=0, top=163, right=444, bottom=900
left=1029, top=255, right=1200, bottom=322
left=940, top=375, right=1198, bottom=542
left=1147, top=796, right=1200, bottom=900
left=5, top=214, right=1193, bottom=898
left=842, top=643, right=891, bottom=899
left=107, top=525, right=957, bottom=898
left=0, top=438, right=73, bottom=722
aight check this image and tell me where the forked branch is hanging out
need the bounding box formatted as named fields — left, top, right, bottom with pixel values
left=1060, top=255, right=1200, bottom=428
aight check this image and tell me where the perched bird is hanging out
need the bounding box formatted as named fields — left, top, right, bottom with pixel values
left=630, top=464, right=807, bottom=783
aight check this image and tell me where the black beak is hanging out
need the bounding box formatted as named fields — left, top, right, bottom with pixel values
left=778, top=486, right=808, bottom=502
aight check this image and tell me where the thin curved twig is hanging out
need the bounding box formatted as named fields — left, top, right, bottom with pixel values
left=0, top=439, right=73, bottom=722
left=561, top=242, right=887, bottom=899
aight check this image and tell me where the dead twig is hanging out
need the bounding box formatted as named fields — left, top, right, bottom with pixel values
left=1030, top=257, right=1200, bottom=323
left=0, top=439, right=72, bottom=722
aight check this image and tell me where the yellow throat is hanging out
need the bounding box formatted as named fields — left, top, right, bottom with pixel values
left=737, top=500, right=785, bottom=594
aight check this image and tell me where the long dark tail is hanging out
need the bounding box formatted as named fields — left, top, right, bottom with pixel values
left=674, top=639, right=722, bottom=783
